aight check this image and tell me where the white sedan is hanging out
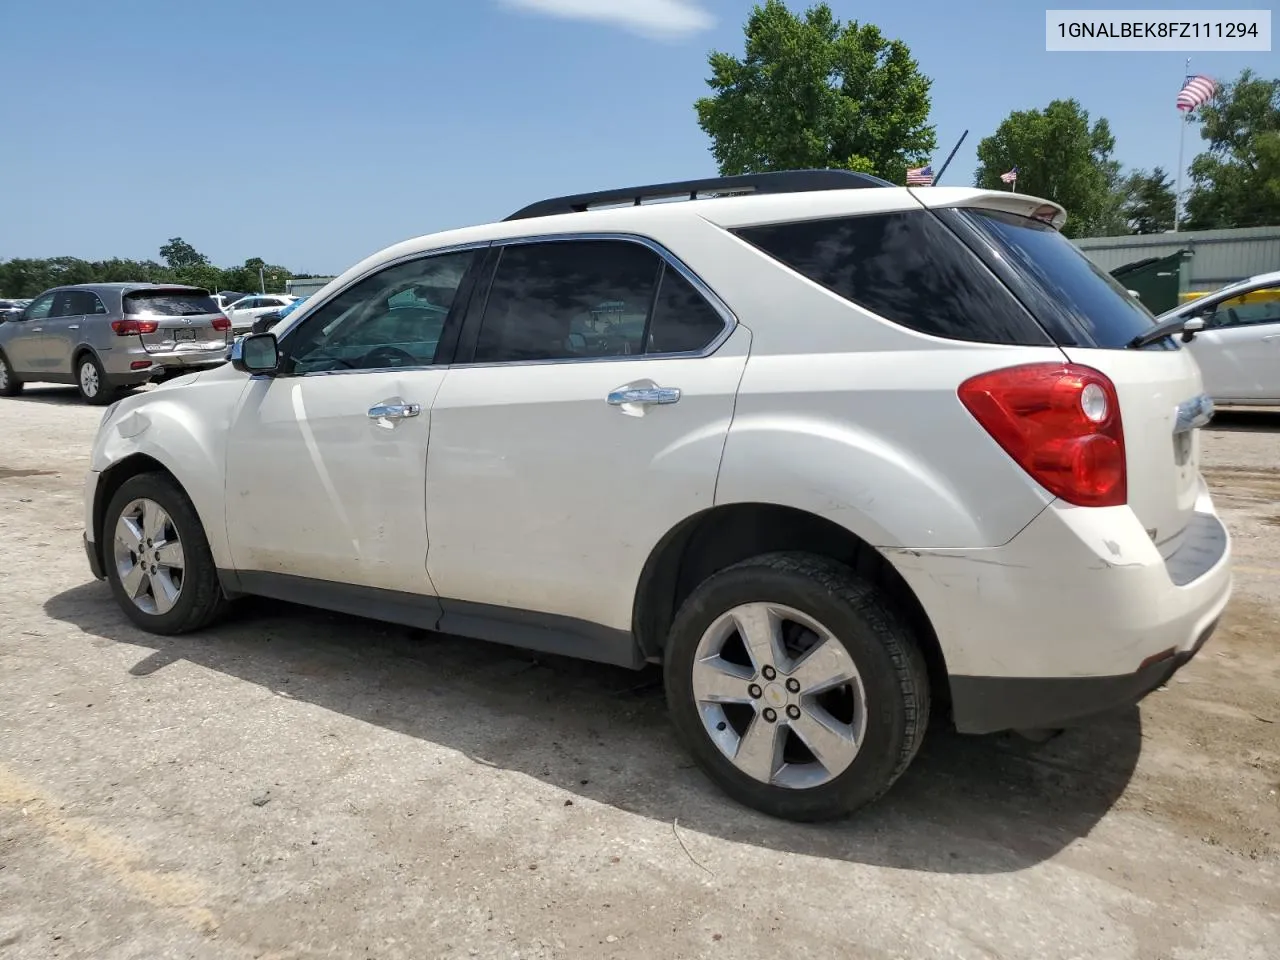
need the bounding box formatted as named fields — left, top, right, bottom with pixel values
left=224, top=294, right=297, bottom=334
left=1155, top=270, right=1280, bottom=407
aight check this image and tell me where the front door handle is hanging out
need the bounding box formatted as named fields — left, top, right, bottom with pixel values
left=368, top=402, right=421, bottom=420
left=30, top=326, right=42, bottom=332
left=68, top=325, right=79, bottom=330
left=607, top=386, right=681, bottom=406
left=1262, top=334, right=1280, bottom=342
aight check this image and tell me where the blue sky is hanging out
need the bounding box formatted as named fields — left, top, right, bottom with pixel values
left=1, top=0, right=1271, bottom=274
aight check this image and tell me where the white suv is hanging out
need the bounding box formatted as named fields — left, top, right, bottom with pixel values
left=82, top=171, right=1232, bottom=822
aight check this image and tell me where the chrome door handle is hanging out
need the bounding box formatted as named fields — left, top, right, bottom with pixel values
left=607, top=386, right=681, bottom=406
left=367, top=402, right=421, bottom=420
left=30, top=326, right=42, bottom=332
left=1262, top=334, right=1280, bottom=342
left=68, top=325, right=79, bottom=330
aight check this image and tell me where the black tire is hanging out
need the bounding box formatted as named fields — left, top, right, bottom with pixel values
left=75, top=352, right=116, bottom=405
left=0, top=350, right=22, bottom=396
left=103, top=472, right=227, bottom=634
left=664, top=552, right=929, bottom=822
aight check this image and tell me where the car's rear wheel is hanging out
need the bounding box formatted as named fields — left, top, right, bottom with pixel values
left=664, top=552, right=929, bottom=822
left=103, top=472, right=227, bottom=634
left=76, top=353, right=117, bottom=405
left=0, top=350, right=23, bottom=396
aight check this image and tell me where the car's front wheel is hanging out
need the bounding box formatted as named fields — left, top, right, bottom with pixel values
left=0, top=350, right=23, bottom=397
left=664, top=552, right=929, bottom=822
left=103, top=472, right=227, bottom=634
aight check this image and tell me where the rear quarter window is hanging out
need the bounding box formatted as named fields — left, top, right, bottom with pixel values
left=733, top=212, right=1052, bottom=346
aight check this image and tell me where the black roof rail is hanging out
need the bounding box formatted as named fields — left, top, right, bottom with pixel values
left=503, top=169, right=894, bottom=221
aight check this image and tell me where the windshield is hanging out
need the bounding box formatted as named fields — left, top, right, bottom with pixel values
left=964, top=209, right=1165, bottom=349
left=124, top=290, right=220, bottom=317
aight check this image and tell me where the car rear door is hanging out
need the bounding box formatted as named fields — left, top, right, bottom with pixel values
left=424, top=237, right=746, bottom=643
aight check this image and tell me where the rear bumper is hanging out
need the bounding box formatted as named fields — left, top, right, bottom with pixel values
left=890, top=479, right=1232, bottom=734
left=108, top=350, right=228, bottom=383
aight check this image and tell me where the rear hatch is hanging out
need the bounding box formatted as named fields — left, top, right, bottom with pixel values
left=121, top=288, right=230, bottom=354
left=919, top=192, right=1208, bottom=551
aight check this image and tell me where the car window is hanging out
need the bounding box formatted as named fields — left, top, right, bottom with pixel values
left=280, top=250, right=477, bottom=375
left=646, top=266, right=727, bottom=354
left=734, top=212, right=1051, bottom=347
left=50, top=291, right=81, bottom=317
left=86, top=293, right=108, bottom=315
left=1209, top=290, right=1280, bottom=328
left=123, top=290, right=220, bottom=316
left=23, top=292, right=54, bottom=321
left=473, top=240, right=662, bottom=363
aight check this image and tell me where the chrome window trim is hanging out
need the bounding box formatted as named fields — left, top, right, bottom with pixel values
left=459, top=232, right=737, bottom=369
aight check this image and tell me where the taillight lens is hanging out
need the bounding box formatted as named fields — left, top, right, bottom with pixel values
left=212, top=315, right=231, bottom=331
left=110, top=319, right=158, bottom=335
left=958, top=362, right=1126, bottom=508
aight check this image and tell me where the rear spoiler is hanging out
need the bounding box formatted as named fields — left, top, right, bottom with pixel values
left=909, top=188, right=1069, bottom=232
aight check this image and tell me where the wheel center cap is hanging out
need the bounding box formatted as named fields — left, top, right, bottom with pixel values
left=763, top=682, right=787, bottom=707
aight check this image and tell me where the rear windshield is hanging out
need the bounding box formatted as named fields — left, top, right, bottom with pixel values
left=962, top=209, right=1161, bottom=349
left=123, top=290, right=220, bottom=317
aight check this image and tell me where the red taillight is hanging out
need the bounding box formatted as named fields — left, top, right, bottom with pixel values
left=212, top=315, right=231, bottom=331
left=958, top=362, right=1126, bottom=508
left=110, top=319, right=159, bottom=336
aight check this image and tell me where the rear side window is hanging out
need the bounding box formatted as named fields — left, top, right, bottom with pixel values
left=962, top=209, right=1159, bottom=349
left=124, top=290, right=220, bottom=316
left=647, top=267, right=726, bottom=354
left=734, top=212, right=1050, bottom=346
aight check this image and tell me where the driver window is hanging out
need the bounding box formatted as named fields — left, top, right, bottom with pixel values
left=279, top=250, right=477, bottom=375
left=24, top=292, right=55, bottom=321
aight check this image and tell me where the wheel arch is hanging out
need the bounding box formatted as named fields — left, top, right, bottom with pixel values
left=631, top=501, right=951, bottom=712
left=91, top=453, right=176, bottom=569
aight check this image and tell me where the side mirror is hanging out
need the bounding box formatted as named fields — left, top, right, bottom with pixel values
left=1180, top=317, right=1206, bottom=343
left=251, top=312, right=282, bottom=334
left=230, top=332, right=280, bottom=375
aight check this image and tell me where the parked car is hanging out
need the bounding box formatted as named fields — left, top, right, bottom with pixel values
left=81, top=171, right=1231, bottom=821
left=1151, top=270, right=1280, bottom=407
left=0, top=298, right=27, bottom=323
left=0, top=283, right=231, bottom=404
left=250, top=296, right=309, bottom=335
left=213, top=292, right=247, bottom=315
left=224, top=294, right=296, bottom=334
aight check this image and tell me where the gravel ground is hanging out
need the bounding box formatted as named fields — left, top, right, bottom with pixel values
left=1, top=386, right=1277, bottom=960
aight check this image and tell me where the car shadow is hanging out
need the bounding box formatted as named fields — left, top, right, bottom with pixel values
left=44, top=580, right=1141, bottom=875
left=1208, top=410, right=1280, bottom=434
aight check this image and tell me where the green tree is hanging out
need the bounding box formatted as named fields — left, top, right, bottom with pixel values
left=1184, top=69, right=1280, bottom=230
left=159, top=237, right=209, bottom=271
left=694, top=0, right=935, bottom=184
left=974, top=99, right=1119, bottom=237
left=1120, top=167, right=1177, bottom=234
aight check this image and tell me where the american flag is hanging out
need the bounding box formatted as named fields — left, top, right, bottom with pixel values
left=1000, top=166, right=1018, bottom=184
left=906, top=165, right=933, bottom=186
left=1177, top=74, right=1216, bottom=112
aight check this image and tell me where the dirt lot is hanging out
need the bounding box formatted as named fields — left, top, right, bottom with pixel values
left=1, top=387, right=1277, bottom=960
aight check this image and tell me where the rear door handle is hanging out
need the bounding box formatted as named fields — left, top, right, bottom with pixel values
left=68, top=325, right=79, bottom=330
left=368, top=402, right=421, bottom=420
left=30, top=326, right=42, bottom=332
left=1262, top=334, right=1280, bottom=342
left=607, top=386, right=681, bottom=406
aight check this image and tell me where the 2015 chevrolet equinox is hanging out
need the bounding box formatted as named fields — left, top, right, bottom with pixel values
left=82, top=171, right=1232, bottom=822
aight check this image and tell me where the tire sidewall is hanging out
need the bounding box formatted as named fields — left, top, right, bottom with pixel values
left=0, top=350, right=20, bottom=396
left=664, top=557, right=920, bottom=821
left=103, top=474, right=214, bottom=633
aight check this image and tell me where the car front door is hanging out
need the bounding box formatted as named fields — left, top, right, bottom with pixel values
left=424, top=237, right=748, bottom=645
left=2, top=292, right=55, bottom=374
left=1191, top=286, right=1280, bottom=401
left=223, top=248, right=483, bottom=601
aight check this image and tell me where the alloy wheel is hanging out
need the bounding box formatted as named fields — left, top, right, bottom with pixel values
left=112, top=497, right=186, bottom=615
left=79, top=360, right=100, bottom=398
left=691, top=602, right=868, bottom=790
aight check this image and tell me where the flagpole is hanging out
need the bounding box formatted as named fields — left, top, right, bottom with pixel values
left=1174, top=57, right=1190, bottom=233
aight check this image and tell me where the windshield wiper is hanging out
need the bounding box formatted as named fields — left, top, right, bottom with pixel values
left=1128, top=316, right=1205, bottom=349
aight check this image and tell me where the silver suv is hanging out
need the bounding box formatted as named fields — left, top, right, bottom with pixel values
left=0, top=283, right=232, bottom=404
